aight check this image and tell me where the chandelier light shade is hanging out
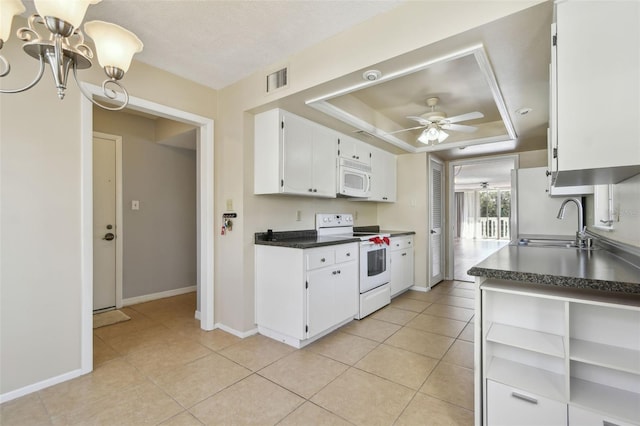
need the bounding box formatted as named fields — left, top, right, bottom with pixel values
left=33, top=0, right=99, bottom=30
left=85, top=20, right=142, bottom=73
left=0, top=0, right=25, bottom=43
left=0, top=0, right=143, bottom=110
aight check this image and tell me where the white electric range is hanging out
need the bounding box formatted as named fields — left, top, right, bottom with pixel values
left=315, top=213, right=391, bottom=319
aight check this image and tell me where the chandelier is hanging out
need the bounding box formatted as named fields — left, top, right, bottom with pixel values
left=0, top=0, right=143, bottom=110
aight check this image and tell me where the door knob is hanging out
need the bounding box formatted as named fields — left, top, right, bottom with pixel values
left=103, top=233, right=115, bottom=241
left=430, top=230, right=436, bottom=234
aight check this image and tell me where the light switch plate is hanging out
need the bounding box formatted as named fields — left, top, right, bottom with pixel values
left=132, top=200, right=139, bottom=210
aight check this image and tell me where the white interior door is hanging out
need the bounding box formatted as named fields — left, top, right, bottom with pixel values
left=429, top=156, right=445, bottom=287
left=93, top=135, right=118, bottom=311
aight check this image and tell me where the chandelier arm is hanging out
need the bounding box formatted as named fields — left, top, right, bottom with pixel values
left=0, top=55, right=10, bottom=78
left=72, top=65, right=129, bottom=111
left=0, top=55, right=46, bottom=93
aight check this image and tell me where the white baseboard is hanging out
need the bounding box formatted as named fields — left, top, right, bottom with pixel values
left=122, top=285, right=196, bottom=306
left=194, top=310, right=201, bottom=320
left=214, top=323, right=258, bottom=339
left=0, top=368, right=83, bottom=404
left=409, top=285, right=429, bottom=293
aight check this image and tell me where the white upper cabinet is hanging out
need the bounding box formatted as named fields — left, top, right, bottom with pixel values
left=369, top=146, right=397, bottom=202
left=552, top=0, right=640, bottom=186
left=254, top=108, right=337, bottom=198
left=337, top=134, right=371, bottom=166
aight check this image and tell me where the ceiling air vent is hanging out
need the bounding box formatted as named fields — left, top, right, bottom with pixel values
left=266, top=67, right=288, bottom=93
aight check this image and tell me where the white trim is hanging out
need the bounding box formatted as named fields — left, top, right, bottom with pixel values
left=80, top=83, right=215, bottom=381
left=92, top=132, right=124, bottom=310
left=408, top=285, right=428, bottom=293
left=446, top=153, right=519, bottom=280
left=0, top=368, right=83, bottom=404
left=122, top=286, right=197, bottom=306
left=306, top=45, right=516, bottom=153
left=215, top=323, right=259, bottom=339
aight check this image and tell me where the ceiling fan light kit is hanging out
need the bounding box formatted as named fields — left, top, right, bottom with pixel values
left=0, top=0, right=143, bottom=111
left=398, top=96, right=484, bottom=145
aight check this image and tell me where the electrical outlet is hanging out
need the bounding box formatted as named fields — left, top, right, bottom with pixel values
left=131, top=200, right=139, bottom=210
left=296, top=210, right=301, bottom=221
left=226, top=199, right=233, bottom=210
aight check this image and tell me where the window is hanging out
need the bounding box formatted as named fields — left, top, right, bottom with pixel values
left=593, top=184, right=614, bottom=230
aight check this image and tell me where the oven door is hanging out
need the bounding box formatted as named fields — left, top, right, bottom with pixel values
left=359, top=242, right=390, bottom=293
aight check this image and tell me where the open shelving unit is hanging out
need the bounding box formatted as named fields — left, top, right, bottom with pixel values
left=480, top=279, right=640, bottom=425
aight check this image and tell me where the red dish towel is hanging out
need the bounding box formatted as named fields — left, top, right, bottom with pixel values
left=368, top=236, right=390, bottom=245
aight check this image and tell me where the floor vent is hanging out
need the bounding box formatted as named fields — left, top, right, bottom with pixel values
left=266, top=67, right=288, bottom=93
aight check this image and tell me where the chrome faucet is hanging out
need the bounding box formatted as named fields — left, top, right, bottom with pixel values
left=557, top=197, right=587, bottom=247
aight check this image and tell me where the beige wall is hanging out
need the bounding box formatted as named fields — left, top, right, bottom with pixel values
left=0, top=16, right=216, bottom=396
left=379, top=153, right=429, bottom=289
left=93, top=109, right=197, bottom=300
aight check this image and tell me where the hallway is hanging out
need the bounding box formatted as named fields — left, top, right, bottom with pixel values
left=453, top=238, right=509, bottom=282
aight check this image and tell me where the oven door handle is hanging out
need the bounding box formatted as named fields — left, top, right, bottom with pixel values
left=361, top=241, right=387, bottom=247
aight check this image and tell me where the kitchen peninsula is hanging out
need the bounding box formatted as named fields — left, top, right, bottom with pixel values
left=469, top=242, right=640, bottom=426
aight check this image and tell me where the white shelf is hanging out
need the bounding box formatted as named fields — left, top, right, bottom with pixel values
left=571, top=338, right=640, bottom=375
left=571, top=378, right=640, bottom=424
left=487, top=322, right=565, bottom=358
left=487, top=356, right=566, bottom=402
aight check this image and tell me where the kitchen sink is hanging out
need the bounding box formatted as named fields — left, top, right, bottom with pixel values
left=512, top=237, right=597, bottom=250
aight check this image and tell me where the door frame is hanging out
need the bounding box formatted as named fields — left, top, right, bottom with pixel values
left=92, top=132, right=124, bottom=310
left=80, top=84, right=215, bottom=374
left=428, top=154, right=445, bottom=288
left=446, top=154, right=519, bottom=280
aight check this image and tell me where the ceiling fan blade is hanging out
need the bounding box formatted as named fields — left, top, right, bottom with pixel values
left=444, top=111, right=484, bottom=124
left=386, top=125, right=426, bottom=135
left=406, top=115, right=432, bottom=126
left=440, top=123, right=478, bottom=133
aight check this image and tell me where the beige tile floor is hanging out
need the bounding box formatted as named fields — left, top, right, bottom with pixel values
left=1, top=280, right=476, bottom=426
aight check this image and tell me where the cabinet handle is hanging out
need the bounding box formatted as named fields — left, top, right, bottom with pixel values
left=511, top=392, right=537, bottom=405
left=308, top=188, right=313, bottom=192
left=346, top=252, right=351, bottom=256
left=332, top=271, right=337, bottom=275
left=337, top=270, right=341, bottom=274
left=320, top=258, right=326, bottom=262
left=603, top=421, right=620, bottom=426
left=402, top=253, right=407, bottom=256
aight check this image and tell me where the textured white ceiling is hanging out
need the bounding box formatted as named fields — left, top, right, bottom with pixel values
left=49, top=0, right=403, bottom=90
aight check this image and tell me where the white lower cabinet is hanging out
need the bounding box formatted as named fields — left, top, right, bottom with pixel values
left=255, top=243, right=358, bottom=348
left=480, top=280, right=640, bottom=426
left=569, top=405, right=637, bottom=426
left=389, top=236, right=414, bottom=297
left=487, top=381, right=567, bottom=426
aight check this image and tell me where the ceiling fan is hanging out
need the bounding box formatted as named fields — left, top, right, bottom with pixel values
left=390, top=97, right=484, bottom=144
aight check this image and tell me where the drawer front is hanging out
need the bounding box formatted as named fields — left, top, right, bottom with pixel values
left=335, top=243, right=357, bottom=264
left=306, top=249, right=335, bottom=270
left=390, top=236, right=412, bottom=251
left=487, top=380, right=567, bottom=426
left=569, top=405, right=637, bottom=426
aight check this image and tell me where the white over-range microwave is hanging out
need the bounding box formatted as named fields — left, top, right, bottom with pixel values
left=337, top=158, right=371, bottom=198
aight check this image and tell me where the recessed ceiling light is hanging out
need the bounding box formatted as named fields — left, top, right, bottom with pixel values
left=362, top=70, right=382, bottom=81
left=515, top=107, right=533, bottom=116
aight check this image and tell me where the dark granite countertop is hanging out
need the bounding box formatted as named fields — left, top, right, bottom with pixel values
left=354, top=226, right=415, bottom=237
left=255, top=230, right=359, bottom=249
left=468, top=245, right=640, bottom=294
left=255, top=227, right=415, bottom=249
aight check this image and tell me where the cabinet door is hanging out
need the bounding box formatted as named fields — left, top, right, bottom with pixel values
left=569, top=405, right=637, bottom=426
left=338, top=134, right=371, bottom=166
left=307, top=268, right=336, bottom=338
left=282, top=112, right=313, bottom=195
left=311, top=125, right=338, bottom=197
left=555, top=1, right=640, bottom=173
left=389, top=250, right=405, bottom=296
left=332, top=261, right=358, bottom=323
left=370, top=148, right=397, bottom=202
left=487, top=380, right=567, bottom=426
